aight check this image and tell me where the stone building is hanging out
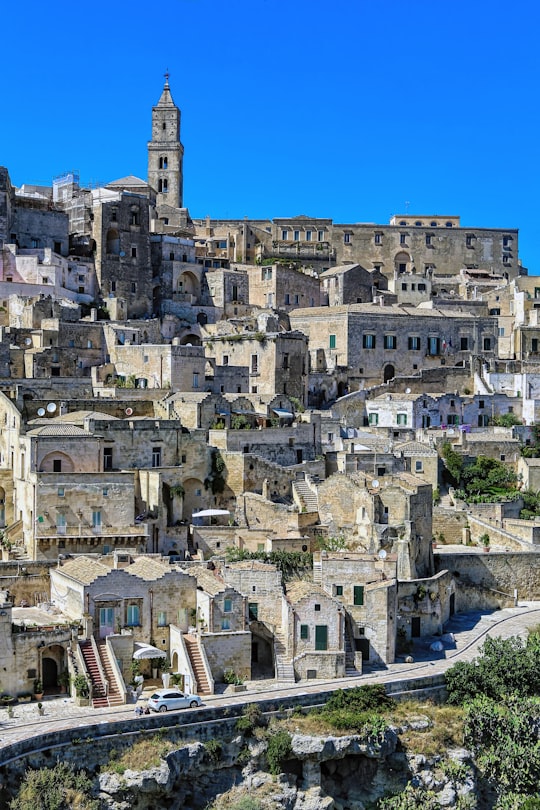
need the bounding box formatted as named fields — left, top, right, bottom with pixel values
left=316, top=551, right=398, bottom=665
left=319, top=264, right=386, bottom=306
left=290, top=303, right=498, bottom=388
left=285, top=579, right=346, bottom=680
left=247, top=263, right=321, bottom=312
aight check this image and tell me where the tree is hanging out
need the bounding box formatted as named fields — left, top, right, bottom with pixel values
left=441, top=442, right=463, bottom=485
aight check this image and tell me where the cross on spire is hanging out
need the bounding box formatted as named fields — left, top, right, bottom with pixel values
left=164, top=69, right=170, bottom=86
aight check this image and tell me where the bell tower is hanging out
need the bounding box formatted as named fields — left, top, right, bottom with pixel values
left=147, top=72, right=184, bottom=209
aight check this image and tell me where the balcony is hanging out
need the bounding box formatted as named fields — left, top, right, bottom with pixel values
left=36, top=524, right=148, bottom=541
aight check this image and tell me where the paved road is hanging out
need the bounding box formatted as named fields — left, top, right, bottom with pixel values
left=1, top=602, right=540, bottom=751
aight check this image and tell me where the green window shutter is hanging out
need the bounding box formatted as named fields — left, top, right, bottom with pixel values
left=335, top=585, right=343, bottom=596
left=329, top=334, right=336, bottom=349
left=353, top=586, right=364, bottom=606
left=248, top=603, right=258, bottom=621
left=315, top=625, right=328, bottom=651
left=300, top=624, right=308, bottom=640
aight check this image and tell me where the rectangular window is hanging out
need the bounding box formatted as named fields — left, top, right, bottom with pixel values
left=300, top=624, right=309, bottom=640
left=402, top=283, right=407, bottom=291
left=281, top=229, right=288, bottom=240
left=248, top=603, right=258, bottom=621
left=193, top=372, right=199, bottom=388
left=223, top=354, right=229, bottom=366
left=408, top=336, right=421, bottom=350
left=152, top=447, right=162, bottom=467
left=384, top=334, right=396, bottom=350
left=251, top=354, right=258, bottom=373
left=532, top=339, right=539, bottom=354
left=396, top=413, right=407, bottom=425
left=400, top=233, right=407, bottom=244
left=294, top=294, right=300, bottom=305
left=374, top=232, right=382, bottom=245
left=318, top=230, right=324, bottom=241
left=56, top=513, right=66, bottom=534
left=224, top=598, right=232, bottom=613
left=158, top=611, right=167, bottom=627
left=344, top=233, right=351, bottom=244
left=126, top=604, right=140, bottom=626
left=329, top=334, right=336, bottom=349
left=131, top=247, right=137, bottom=259
left=53, top=459, right=62, bottom=472
left=415, top=460, right=423, bottom=472
left=315, top=625, right=328, bottom=650
left=428, top=337, right=441, bottom=356
left=425, top=234, right=432, bottom=246
left=294, top=230, right=300, bottom=241
left=460, top=337, right=469, bottom=351
left=104, top=447, right=113, bottom=470
left=111, top=281, right=116, bottom=293
left=305, top=230, right=312, bottom=241
left=92, top=510, right=101, bottom=528
left=363, top=334, right=376, bottom=349
left=335, top=585, right=343, bottom=596
left=483, top=337, right=492, bottom=351
left=353, top=585, right=364, bottom=606
left=57, top=487, right=64, bottom=497
left=418, top=283, right=426, bottom=291
left=368, top=412, right=379, bottom=425
left=221, top=618, right=231, bottom=630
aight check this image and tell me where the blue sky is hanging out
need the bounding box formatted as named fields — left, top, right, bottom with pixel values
left=2, top=0, right=539, bottom=271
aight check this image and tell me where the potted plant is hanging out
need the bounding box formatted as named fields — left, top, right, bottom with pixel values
left=161, top=658, right=172, bottom=688
left=58, top=670, right=70, bottom=693
left=480, top=532, right=491, bottom=552
left=33, top=679, right=43, bottom=700
left=73, top=674, right=90, bottom=705
left=36, top=701, right=44, bottom=716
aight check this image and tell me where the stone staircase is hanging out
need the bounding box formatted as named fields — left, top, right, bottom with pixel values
left=344, top=619, right=361, bottom=677
left=96, top=639, right=124, bottom=707
left=274, top=631, right=295, bottom=683
left=292, top=478, right=319, bottom=513
left=79, top=640, right=108, bottom=708
left=184, top=635, right=212, bottom=695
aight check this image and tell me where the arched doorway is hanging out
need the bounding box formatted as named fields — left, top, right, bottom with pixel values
left=383, top=364, right=395, bottom=382
left=394, top=251, right=411, bottom=275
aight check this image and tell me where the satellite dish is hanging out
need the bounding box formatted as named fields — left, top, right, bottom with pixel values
left=125, top=407, right=133, bottom=416
left=378, top=549, right=387, bottom=560
left=119, top=251, right=125, bottom=257
left=46, top=402, right=57, bottom=413
left=405, top=387, right=411, bottom=394
left=372, top=479, right=380, bottom=488
left=25, top=338, right=32, bottom=346
left=386, top=394, right=392, bottom=401
left=447, top=428, right=455, bottom=436
left=37, top=407, right=45, bottom=417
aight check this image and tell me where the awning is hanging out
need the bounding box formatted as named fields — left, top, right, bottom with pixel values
left=133, top=643, right=167, bottom=660
left=192, top=509, right=230, bottom=518
left=273, top=408, right=294, bottom=419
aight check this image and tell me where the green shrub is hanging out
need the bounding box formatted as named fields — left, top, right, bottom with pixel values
left=266, top=729, right=292, bottom=775
left=10, top=762, right=99, bottom=809
left=236, top=703, right=266, bottom=735
left=204, top=738, right=222, bottom=764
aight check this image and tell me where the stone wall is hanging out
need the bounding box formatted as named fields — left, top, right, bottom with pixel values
left=434, top=551, right=540, bottom=609
left=432, top=507, right=469, bottom=545
left=201, top=630, right=251, bottom=681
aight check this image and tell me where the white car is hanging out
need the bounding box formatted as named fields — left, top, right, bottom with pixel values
left=147, top=688, right=202, bottom=712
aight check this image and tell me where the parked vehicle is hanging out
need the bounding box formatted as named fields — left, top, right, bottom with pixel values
left=147, top=688, right=201, bottom=712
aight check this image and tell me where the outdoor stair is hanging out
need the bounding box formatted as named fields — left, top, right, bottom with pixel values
left=313, top=557, right=322, bottom=585
left=184, top=634, right=212, bottom=695
left=292, top=479, right=319, bottom=513
left=96, top=639, right=124, bottom=707
left=79, top=640, right=107, bottom=708
left=344, top=620, right=361, bottom=677
left=274, top=631, right=295, bottom=683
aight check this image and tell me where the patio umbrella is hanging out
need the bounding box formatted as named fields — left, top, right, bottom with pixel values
left=133, top=642, right=167, bottom=660
left=191, top=509, right=230, bottom=518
